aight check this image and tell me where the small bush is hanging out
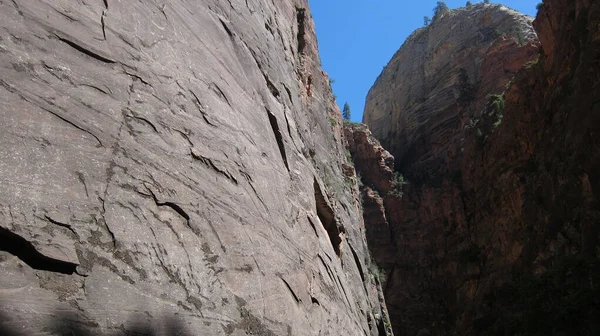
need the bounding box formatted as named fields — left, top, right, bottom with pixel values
left=328, top=117, right=337, bottom=127
left=465, top=118, right=479, bottom=130
left=369, top=263, right=386, bottom=282
left=476, top=128, right=486, bottom=147
left=389, top=172, right=405, bottom=197
left=345, top=149, right=353, bottom=163
left=488, top=94, right=504, bottom=128
left=524, top=57, right=540, bottom=69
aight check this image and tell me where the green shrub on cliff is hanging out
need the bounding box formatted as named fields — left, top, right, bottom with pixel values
left=389, top=172, right=405, bottom=197
left=433, top=1, right=449, bottom=18
left=488, top=94, right=504, bottom=128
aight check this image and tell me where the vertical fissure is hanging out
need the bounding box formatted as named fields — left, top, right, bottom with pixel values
left=295, top=7, right=306, bottom=55
left=267, top=109, right=290, bottom=171
left=314, top=179, right=343, bottom=257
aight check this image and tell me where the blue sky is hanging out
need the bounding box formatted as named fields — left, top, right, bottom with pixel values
left=308, top=0, right=540, bottom=122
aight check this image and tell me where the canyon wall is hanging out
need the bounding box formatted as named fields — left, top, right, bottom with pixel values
left=359, top=1, right=600, bottom=334
left=0, top=0, right=388, bottom=335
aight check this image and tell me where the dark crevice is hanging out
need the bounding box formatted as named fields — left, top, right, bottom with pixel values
left=98, top=197, right=117, bottom=249
left=295, top=7, right=306, bottom=55
left=248, top=47, right=281, bottom=100
left=54, top=35, right=115, bottom=64
left=80, top=83, right=109, bottom=95
left=209, top=83, right=231, bottom=106
left=283, top=108, right=293, bottom=140
left=266, top=109, right=290, bottom=171
left=240, top=171, right=268, bottom=210
left=44, top=215, right=77, bottom=235
left=38, top=105, right=104, bottom=148
left=189, top=90, right=216, bottom=126
left=10, top=0, right=23, bottom=16
left=124, top=70, right=150, bottom=85
left=145, top=188, right=192, bottom=229
left=317, top=253, right=335, bottom=282
left=191, top=151, right=238, bottom=185
left=128, top=114, right=158, bottom=133
left=0, top=227, right=78, bottom=274
left=314, top=179, right=343, bottom=257
left=377, top=316, right=387, bottom=336
left=348, top=243, right=366, bottom=283
left=336, top=274, right=353, bottom=308
left=263, top=74, right=280, bottom=98
left=158, top=4, right=168, bottom=22
left=101, top=14, right=107, bottom=41
left=280, top=277, right=301, bottom=303
left=219, top=18, right=234, bottom=38
left=101, top=0, right=109, bottom=40
left=157, top=202, right=190, bottom=222
left=283, top=84, right=293, bottom=103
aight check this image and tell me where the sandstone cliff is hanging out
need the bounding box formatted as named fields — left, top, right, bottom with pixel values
left=358, top=1, right=600, bottom=335
left=364, top=3, right=539, bottom=173
left=0, top=1, right=388, bottom=335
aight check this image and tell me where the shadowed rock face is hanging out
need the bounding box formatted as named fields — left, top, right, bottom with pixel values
left=0, top=0, right=386, bottom=334
left=343, top=123, right=397, bottom=271
left=358, top=1, right=600, bottom=335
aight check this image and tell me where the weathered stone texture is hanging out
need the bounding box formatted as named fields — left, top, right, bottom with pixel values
left=0, top=0, right=383, bottom=334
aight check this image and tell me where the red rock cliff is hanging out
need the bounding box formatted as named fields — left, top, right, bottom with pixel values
left=355, top=0, right=600, bottom=334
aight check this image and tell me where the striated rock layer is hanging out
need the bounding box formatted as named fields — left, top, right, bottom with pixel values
left=361, top=1, right=600, bottom=335
left=364, top=3, right=539, bottom=174
left=0, top=0, right=388, bottom=335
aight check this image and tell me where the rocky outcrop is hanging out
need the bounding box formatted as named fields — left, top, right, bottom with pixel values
left=0, top=1, right=385, bottom=334
left=344, top=123, right=395, bottom=194
left=344, top=123, right=397, bottom=270
left=364, top=3, right=539, bottom=174
left=360, top=1, right=600, bottom=335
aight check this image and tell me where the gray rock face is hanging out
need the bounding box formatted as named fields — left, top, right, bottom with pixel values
left=0, top=0, right=383, bottom=334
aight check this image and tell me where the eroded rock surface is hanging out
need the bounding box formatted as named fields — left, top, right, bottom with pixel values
left=0, top=0, right=385, bottom=334
left=359, top=1, right=600, bottom=335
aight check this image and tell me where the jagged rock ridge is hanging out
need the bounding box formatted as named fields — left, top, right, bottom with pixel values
left=0, top=0, right=389, bottom=335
